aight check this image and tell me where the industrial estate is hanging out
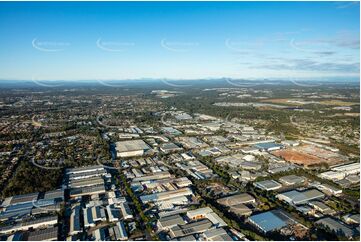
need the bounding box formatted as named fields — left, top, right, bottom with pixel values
left=0, top=1, right=359, bottom=241
left=0, top=80, right=359, bottom=241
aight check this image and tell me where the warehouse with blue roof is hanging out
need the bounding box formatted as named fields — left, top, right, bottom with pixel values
left=248, top=210, right=296, bottom=233
left=254, top=142, right=283, bottom=151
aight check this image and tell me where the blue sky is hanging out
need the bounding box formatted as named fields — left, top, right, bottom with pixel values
left=0, top=1, right=359, bottom=81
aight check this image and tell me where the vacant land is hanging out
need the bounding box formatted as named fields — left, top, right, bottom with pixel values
left=272, top=145, right=346, bottom=167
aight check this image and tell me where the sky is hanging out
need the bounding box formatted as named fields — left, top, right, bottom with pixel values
left=0, top=1, right=359, bottom=81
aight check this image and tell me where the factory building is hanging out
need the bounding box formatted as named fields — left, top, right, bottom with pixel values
left=254, top=180, right=282, bottom=191
left=115, top=140, right=151, bottom=158
left=276, top=189, right=325, bottom=205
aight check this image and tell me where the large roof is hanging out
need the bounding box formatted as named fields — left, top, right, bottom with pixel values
left=254, top=142, right=283, bottom=150
left=27, top=226, right=58, bottom=241
left=254, top=180, right=282, bottom=190
left=316, top=217, right=353, bottom=238
left=279, top=175, right=305, bottom=184
left=249, top=210, right=294, bottom=233
left=159, top=214, right=185, bottom=228
left=278, top=189, right=324, bottom=205
left=217, top=193, right=255, bottom=206
left=116, top=139, right=150, bottom=152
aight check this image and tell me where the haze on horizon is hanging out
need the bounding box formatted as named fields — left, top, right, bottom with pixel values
left=0, top=1, right=359, bottom=81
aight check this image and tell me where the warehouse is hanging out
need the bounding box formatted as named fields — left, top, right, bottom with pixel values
left=217, top=193, right=255, bottom=207
left=276, top=189, right=325, bottom=205
left=254, top=142, right=283, bottom=151
left=140, top=187, right=193, bottom=203
left=69, top=206, right=81, bottom=235
left=66, top=165, right=105, bottom=175
left=118, top=202, right=133, bottom=220
left=315, top=217, right=353, bottom=239
left=160, top=142, right=183, bottom=153
left=68, top=176, right=105, bottom=189
left=70, top=184, right=106, bottom=198
left=83, top=206, right=106, bottom=228
left=314, top=183, right=342, bottom=196
left=68, top=169, right=107, bottom=181
left=331, top=162, right=360, bottom=175
left=248, top=210, right=295, bottom=233
left=0, top=215, right=58, bottom=234
left=157, top=214, right=186, bottom=230
left=43, top=189, right=64, bottom=201
left=319, top=171, right=345, bottom=181
left=186, top=207, right=227, bottom=227
left=27, top=226, right=58, bottom=241
left=115, top=139, right=151, bottom=158
left=343, top=214, right=360, bottom=224
left=169, top=219, right=213, bottom=239
left=203, top=227, right=233, bottom=241
left=161, top=127, right=182, bottom=136
left=132, top=171, right=172, bottom=182
left=1, top=192, right=39, bottom=207
left=229, top=204, right=253, bottom=217
left=239, top=161, right=262, bottom=171
left=108, top=221, right=128, bottom=241
left=254, top=180, right=282, bottom=191
left=308, top=201, right=334, bottom=215
left=106, top=205, right=122, bottom=222
left=279, top=175, right=306, bottom=186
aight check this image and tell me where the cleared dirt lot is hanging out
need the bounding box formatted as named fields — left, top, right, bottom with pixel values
left=272, top=145, right=345, bottom=167
left=272, top=149, right=323, bottom=166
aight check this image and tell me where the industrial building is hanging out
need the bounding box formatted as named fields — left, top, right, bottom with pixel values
left=66, top=165, right=105, bottom=176
left=169, top=219, right=213, bottom=239
left=279, top=175, right=306, bottom=186
left=83, top=206, right=106, bottom=228
left=229, top=204, right=253, bottom=217
left=115, top=139, right=151, bottom=158
left=314, top=183, right=342, bottom=196
left=108, top=222, right=128, bottom=241
left=254, top=180, right=282, bottom=191
left=69, top=206, right=81, bottom=236
left=1, top=192, right=39, bottom=207
left=27, top=226, right=58, bottom=241
left=315, top=217, right=354, bottom=239
left=70, top=184, right=106, bottom=198
left=217, top=193, right=255, bottom=206
left=157, top=214, right=186, bottom=230
left=276, top=189, right=325, bottom=205
left=43, top=189, right=64, bottom=201
left=0, top=215, right=58, bottom=234
left=186, top=207, right=227, bottom=227
left=159, top=142, right=183, bottom=153
left=68, top=176, right=105, bottom=189
left=254, top=142, right=283, bottom=151
left=132, top=171, right=172, bottom=182
left=248, top=210, right=296, bottom=233
left=203, top=227, right=233, bottom=241
left=140, top=187, right=193, bottom=204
